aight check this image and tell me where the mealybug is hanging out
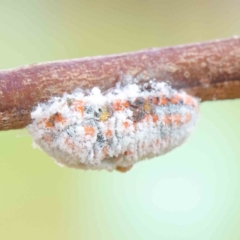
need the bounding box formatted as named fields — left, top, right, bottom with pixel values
left=27, top=82, right=199, bottom=171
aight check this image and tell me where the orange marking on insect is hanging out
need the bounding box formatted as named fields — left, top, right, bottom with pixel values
left=151, top=114, right=159, bottom=123
left=39, top=118, right=47, bottom=125
left=122, top=100, right=130, bottom=108
left=65, top=138, right=75, bottom=150
left=45, top=113, right=66, bottom=127
left=84, top=126, right=95, bottom=136
left=72, top=100, right=84, bottom=115
left=112, top=100, right=121, bottom=111
left=42, top=134, right=53, bottom=144
left=123, top=121, right=130, bottom=128
left=143, top=114, right=151, bottom=123
left=54, top=113, right=66, bottom=123
left=159, top=96, right=169, bottom=105
left=171, top=95, right=181, bottom=104
left=163, top=115, right=171, bottom=125
left=45, top=121, right=54, bottom=128
left=105, top=129, right=112, bottom=137
left=172, top=114, right=182, bottom=125
left=184, top=96, right=194, bottom=106
left=124, top=150, right=132, bottom=156
left=185, top=113, right=191, bottom=123
left=102, top=146, right=109, bottom=157
left=44, top=116, right=55, bottom=128
left=41, top=118, right=52, bottom=128
left=112, top=100, right=129, bottom=111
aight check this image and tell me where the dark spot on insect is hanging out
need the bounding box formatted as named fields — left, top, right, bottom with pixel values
left=179, top=99, right=184, bottom=105
left=97, top=133, right=105, bottom=147
left=129, top=99, right=143, bottom=110
left=134, top=97, right=145, bottom=106
left=148, top=96, right=159, bottom=105
left=132, top=109, right=145, bottom=122
left=142, top=83, right=152, bottom=91
left=94, top=109, right=101, bottom=118
left=66, top=129, right=72, bottom=137
left=84, top=105, right=94, bottom=114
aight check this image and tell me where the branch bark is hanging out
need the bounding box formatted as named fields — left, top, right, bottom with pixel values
left=0, top=37, right=240, bottom=130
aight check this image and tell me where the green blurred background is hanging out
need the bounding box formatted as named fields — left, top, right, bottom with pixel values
left=0, top=0, right=240, bottom=239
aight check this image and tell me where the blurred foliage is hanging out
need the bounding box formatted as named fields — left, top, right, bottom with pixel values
left=0, top=1, right=240, bottom=239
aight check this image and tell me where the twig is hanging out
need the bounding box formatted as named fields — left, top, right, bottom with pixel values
left=0, top=37, right=240, bottom=131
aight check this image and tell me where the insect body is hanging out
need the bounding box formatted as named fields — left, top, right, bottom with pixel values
left=27, top=82, right=199, bottom=171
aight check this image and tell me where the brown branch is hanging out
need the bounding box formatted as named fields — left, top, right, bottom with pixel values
left=0, top=37, right=240, bottom=131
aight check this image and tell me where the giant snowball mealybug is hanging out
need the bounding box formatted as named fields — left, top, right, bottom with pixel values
left=27, top=82, right=199, bottom=171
